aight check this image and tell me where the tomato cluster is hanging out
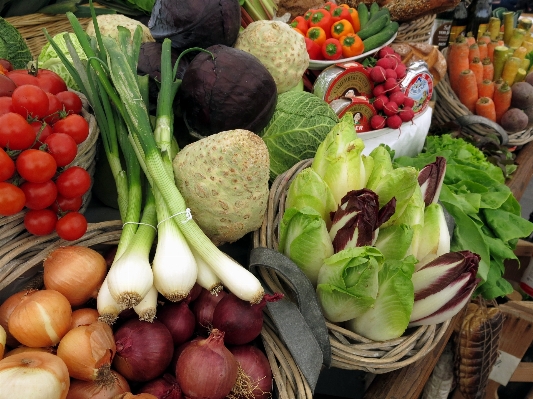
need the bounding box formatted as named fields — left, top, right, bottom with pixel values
left=290, top=2, right=363, bottom=61
left=0, top=59, right=90, bottom=241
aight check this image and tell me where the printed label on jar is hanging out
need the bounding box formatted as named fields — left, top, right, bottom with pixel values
left=403, top=72, right=433, bottom=114
left=313, top=62, right=373, bottom=103
left=329, top=96, right=376, bottom=133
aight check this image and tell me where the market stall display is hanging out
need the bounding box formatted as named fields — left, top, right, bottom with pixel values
left=0, top=1, right=532, bottom=398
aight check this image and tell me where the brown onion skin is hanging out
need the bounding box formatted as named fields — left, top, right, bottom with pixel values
left=229, top=345, right=273, bottom=399
left=176, top=329, right=238, bottom=399
left=113, top=393, right=158, bottom=399
left=157, top=302, right=195, bottom=346
left=113, top=319, right=174, bottom=382
left=190, top=288, right=227, bottom=336
left=70, top=308, right=100, bottom=329
left=4, top=346, right=56, bottom=357
left=0, top=290, right=32, bottom=348
left=137, top=373, right=183, bottom=399
left=67, top=371, right=130, bottom=399
left=44, top=246, right=107, bottom=307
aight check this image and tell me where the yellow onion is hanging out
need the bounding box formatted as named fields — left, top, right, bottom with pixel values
left=8, top=290, right=72, bottom=347
left=112, top=393, right=158, bottom=399
left=0, top=325, right=5, bottom=359
left=0, top=289, right=32, bottom=348
left=70, top=308, right=100, bottom=329
left=56, top=321, right=115, bottom=383
left=44, top=246, right=108, bottom=307
left=4, top=346, right=55, bottom=357
left=66, top=370, right=130, bottom=399
left=0, top=351, right=70, bottom=399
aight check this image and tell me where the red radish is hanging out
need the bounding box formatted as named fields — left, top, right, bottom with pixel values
left=376, top=57, right=395, bottom=70
left=369, top=66, right=387, bottom=83
left=378, top=46, right=395, bottom=58
left=404, top=96, right=415, bottom=108
left=384, top=77, right=399, bottom=92
left=399, top=106, right=415, bottom=122
left=373, top=84, right=386, bottom=97
left=383, top=101, right=399, bottom=116
left=370, top=114, right=386, bottom=130
left=385, top=69, right=397, bottom=80
left=386, top=114, right=403, bottom=129
left=389, top=91, right=406, bottom=106
left=373, top=94, right=389, bottom=110
left=394, top=63, right=407, bottom=79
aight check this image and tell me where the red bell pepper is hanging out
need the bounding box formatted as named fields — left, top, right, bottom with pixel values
left=290, top=15, right=308, bottom=35
left=305, top=37, right=323, bottom=60
left=309, top=9, right=333, bottom=37
left=330, top=6, right=352, bottom=24
left=321, top=38, right=343, bottom=60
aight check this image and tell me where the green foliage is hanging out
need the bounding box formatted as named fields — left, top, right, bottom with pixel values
left=0, top=17, right=31, bottom=69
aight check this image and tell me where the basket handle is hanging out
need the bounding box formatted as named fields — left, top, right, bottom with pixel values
left=455, top=115, right=509, bottom=145
left=249, top=247, right=332, bottom=390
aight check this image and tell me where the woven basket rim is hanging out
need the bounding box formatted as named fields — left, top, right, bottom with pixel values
left=253, top=158, right=452, bottom=373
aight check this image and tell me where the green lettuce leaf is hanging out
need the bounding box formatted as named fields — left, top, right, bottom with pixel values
left=0, top=17, right=32, bottom=69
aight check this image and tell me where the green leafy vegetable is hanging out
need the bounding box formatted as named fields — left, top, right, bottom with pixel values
left=345, top=256, right=416, bottom=341
left=316, top=246, right=384, bottom=322
left=259, top=90, right=339, bottom=180
left=0, top=17, right=32, bottom=69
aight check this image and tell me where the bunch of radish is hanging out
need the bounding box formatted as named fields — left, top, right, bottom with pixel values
left=367, top=46, right=415, bottom=130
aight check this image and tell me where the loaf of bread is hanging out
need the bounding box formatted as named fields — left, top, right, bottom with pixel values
left=390, top=42, right=447, bottom=86
left=382, top=0, right=461, bottom=22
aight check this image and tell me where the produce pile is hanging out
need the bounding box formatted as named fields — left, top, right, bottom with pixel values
left=0, top=0, right=532, bottom=397
left=446, top=9, right=533, bottom=131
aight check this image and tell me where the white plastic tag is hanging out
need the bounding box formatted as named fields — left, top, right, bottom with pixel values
left=488, top=350, right=521, bottom=386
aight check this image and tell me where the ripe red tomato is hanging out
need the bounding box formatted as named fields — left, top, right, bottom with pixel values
left=12, top=84, right=50, bottom=120
left=50, top=194, right=83, bottom=214
left=0, top=74, right=17, bottom=97
left=7, top=71, right=39, bottom=87
left=53, top=114, right=89, bottom=144
left=44, top=132, right=78, bottom=167
left=34, top=69, right=67, bottom=95
left=0, top=147, right=15, bottom=181
left=31, top=122, right=53, bottom=149
left=55, top=166, right=91, bottom=198
left=16, top=149, right=57, bottom=183
left=56, top=211, right=87, bottom=241
left=44, top=93, right=63, bottom=125
left=20, top=180, right=58, bottom=210
left=24, top=209, right=57, bottom=236
left=55, top=91, right=83, bottom=115
left=0, top=182, right=26, bottom=216
left=0, top=97, right=13, bottom=116
left=0, top=112, right=36, bottom=150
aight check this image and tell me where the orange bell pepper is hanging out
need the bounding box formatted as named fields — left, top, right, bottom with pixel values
left=340, top=33, right=364, bottom=58
left=347, top=8, right=361, bottom=33
left=293, top=28, right=305, bottom=36
left=290, top=16, right=308, bottom=35
left=309, top=9, right=333, bottom=37
left=331, top=19, right=354, bottom=40
left=306, top=26, right=327, bottom=47
left=337, top=4, right=350, bottom=9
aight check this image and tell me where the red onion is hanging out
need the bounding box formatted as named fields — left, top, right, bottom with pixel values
left=184, top=283, right=202, bottom=304
left=113, top=319, right=174, bottom=382
left=66, top=370, right=130, bottom=399
left=168, top=337, right=202, bottom=374
left=212, top=293, right=283, bottom=345
left=190, top=288, right=227, bottom=335
left=138, top=373, right=183, bottom=399
left=176, top=329, right=238, bottom=399
left=157, top=302, right=195, bottom=346
left=229, top=345, right=273, bottom=399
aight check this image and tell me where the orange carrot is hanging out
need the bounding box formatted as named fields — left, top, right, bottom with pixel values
left=477, top=40, right=488, bottom=60
left=469, top=43, right=480, bottom=63
left=478, top=79, right=495, bottom=99
left=469, top=57, right=483, bottom=85
left=475, top=97, right=496, bottom=121
left=487, top=40, right=498, bottom=63
left=448, top=36, right=470, bottom=95
left=493, top=81, right=512, bottom=124
left=482, top=57, right=494, bottom=81
left=478, top=33, right=491, bottom=45
left=458, top=69, right=478, bottom=113
left=466, top=32, right=476, bottom=46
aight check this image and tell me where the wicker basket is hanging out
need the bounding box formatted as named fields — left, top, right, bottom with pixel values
left=0, top=92, right=99, bottom=291
left=433, top=49, right=533, bottom=147
left=394, top=13, right=437, bottom=43
left=253, top=159, right=452, bottom=374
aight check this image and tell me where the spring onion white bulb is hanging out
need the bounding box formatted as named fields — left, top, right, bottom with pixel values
left=152, top=203, right=198, bottom=302
left=191, top=247, right=223, bottom=294
left=97, top=278, right=123, bottom=325
left=133, top=285, right=158, bottom=322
